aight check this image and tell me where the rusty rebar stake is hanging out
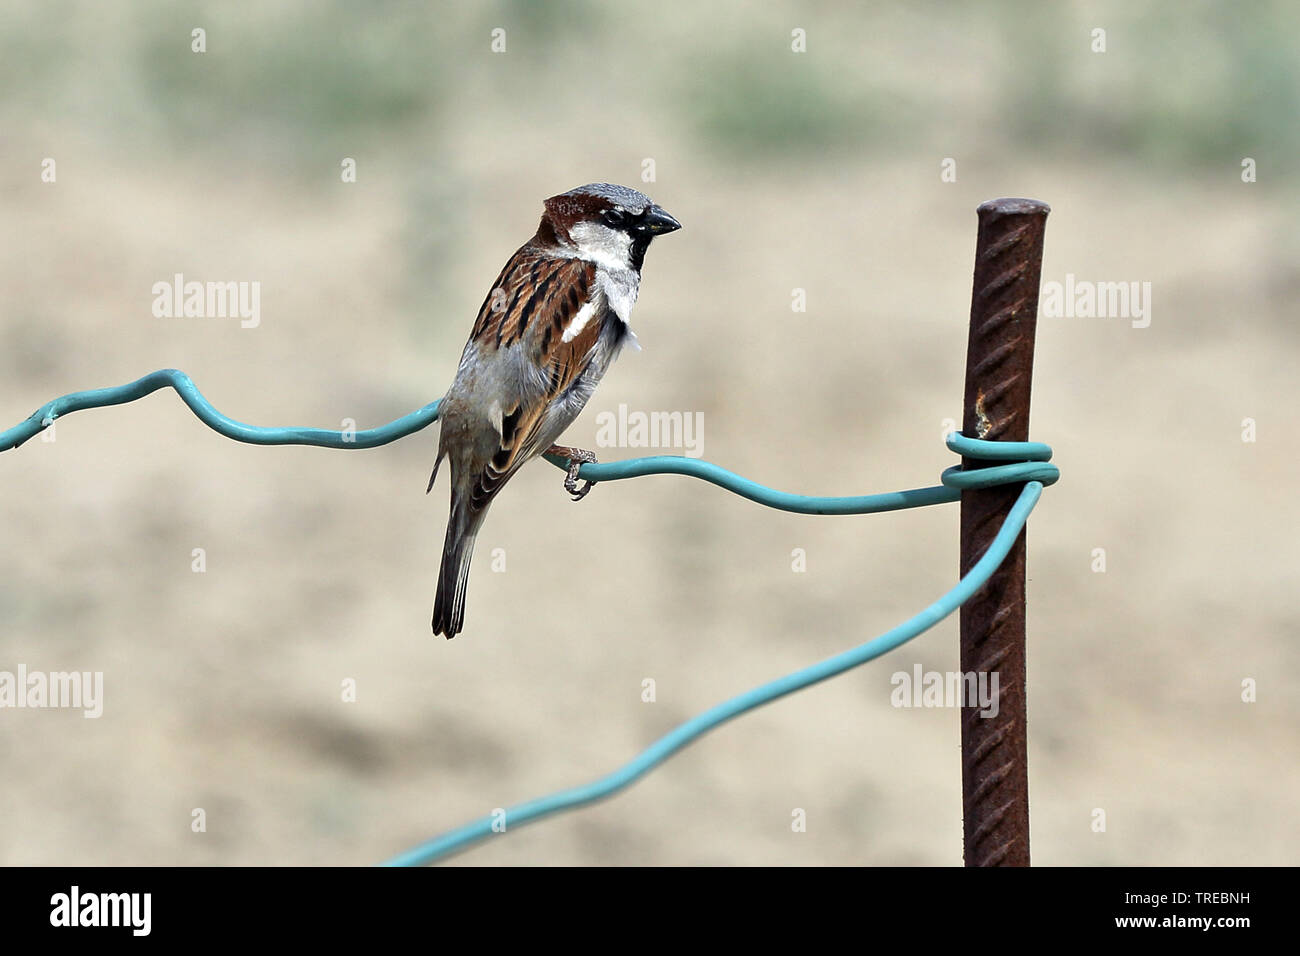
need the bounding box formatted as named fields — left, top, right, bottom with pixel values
left=959, top=197, right=1050, bottom=867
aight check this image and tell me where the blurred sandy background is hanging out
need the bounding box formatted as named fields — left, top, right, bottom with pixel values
left=1, top=1, right=1296, bottom=865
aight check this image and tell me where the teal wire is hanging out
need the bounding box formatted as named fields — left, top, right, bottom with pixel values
left=383, top=480, right=1043, bottom=866
left=549, top=435, right=1058, bottom=508
left=2, top=368, right=1060, bottom=514
left=545, top=452, right=962, bottom=514
left=0, top=368, right=1057, bottom=867
left=0, top=368, right=442, bottom=452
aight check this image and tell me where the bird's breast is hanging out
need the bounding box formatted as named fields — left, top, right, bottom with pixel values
left=595, top=266, right=640, bottom=325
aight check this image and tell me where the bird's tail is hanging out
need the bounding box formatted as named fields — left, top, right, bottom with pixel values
left=432, top=494, right=481, bottom=639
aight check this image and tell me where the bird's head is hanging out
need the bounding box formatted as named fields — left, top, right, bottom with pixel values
left=539, top=182, right=681, bottom=273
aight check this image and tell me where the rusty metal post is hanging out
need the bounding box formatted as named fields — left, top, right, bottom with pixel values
left=959, top=198, right=1050, bottom=867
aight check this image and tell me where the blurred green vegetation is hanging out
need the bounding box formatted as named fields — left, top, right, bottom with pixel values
left=1001, top=1, right=1300, bottom=166
left=1, top=0, right=1295, bottom=169
left=137, top=9, right=440, bottom=146
left=677, top=49, right=906, bottom=158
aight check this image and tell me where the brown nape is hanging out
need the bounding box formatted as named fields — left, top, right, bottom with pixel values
left=534, top=215, right=563, bottom=246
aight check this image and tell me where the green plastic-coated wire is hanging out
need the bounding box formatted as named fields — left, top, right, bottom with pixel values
left=1, top=368, right=1057, bottom=508
left=0, top=368, right=441, bottom=451
left=0, top=369, right=1057, bottom=866
left=383, top=467, right=1047, bottom=866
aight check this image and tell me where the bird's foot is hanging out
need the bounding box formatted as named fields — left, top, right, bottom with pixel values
left=547, top=445, right=598, bottom=501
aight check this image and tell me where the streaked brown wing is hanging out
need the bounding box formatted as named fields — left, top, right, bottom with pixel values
left=471, top=248, right=589, bottom=348
left=468, top=253, right=603, bottom=511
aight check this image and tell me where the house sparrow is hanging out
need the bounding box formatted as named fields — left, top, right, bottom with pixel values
left=428, top=183, right=681, bottom=638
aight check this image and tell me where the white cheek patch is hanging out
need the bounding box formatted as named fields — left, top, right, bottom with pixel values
left=561, top=298, right=600, bottom=343
left=568, top=221, right=635, bottom=272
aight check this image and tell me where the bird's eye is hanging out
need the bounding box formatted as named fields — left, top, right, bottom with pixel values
left=602, top=208, right=626, bottom=227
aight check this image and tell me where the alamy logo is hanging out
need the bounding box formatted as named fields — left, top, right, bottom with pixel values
left=890, top=664, right=999, bottom=717
left=1040, top=273, right=1152, bottom=328
left=0, top=665, right=103, bottom=718
left=595, top=403, right=704, bottom=458
left=50, top=886, right=150, bottom=936
left=151, top=273, right=261, bottom=328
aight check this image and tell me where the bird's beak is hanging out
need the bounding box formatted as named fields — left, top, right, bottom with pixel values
left=641, top=205, right=682, bottom=236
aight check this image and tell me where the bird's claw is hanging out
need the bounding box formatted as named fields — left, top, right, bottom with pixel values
left=565, top=460, right=596, bottom=501
left=549, top=445, right=598, bottom=501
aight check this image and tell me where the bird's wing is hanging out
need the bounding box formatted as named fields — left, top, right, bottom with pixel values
left=466, top=249, right=605, bottom=511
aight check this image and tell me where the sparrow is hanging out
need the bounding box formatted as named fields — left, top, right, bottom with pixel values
left=428, top=183, right=681, bottom=638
